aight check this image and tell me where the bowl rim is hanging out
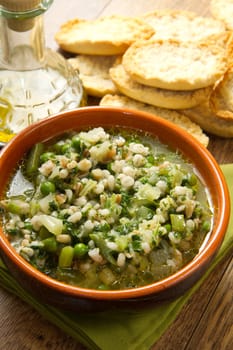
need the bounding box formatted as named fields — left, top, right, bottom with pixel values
left=0, top=106, right=230, bottom=300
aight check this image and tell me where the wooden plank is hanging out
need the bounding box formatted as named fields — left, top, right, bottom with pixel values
left=187, top=257, right=233, bottom=350
left=0, top=289, right=80, bottom=349
left=152, top=255, right=232, bottom=349
left=208, top=138, right=233, bottom=164
left=99, top=0, right=211, bottom=16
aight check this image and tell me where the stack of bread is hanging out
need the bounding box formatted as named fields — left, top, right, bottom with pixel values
left=55, top=1, right=233, bottom=146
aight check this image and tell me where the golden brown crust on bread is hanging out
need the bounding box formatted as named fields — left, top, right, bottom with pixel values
left=211, top=0, right=233, bottom=31
left=68, top=55, right=119, bottom=97
left=122, top=36, right=228, bottom=90
left=109, top=63, right=212, bottom=109
left=55, top=10, right=233, bottom=138
left=142, top=9, right=226, bottom=42
left=55, top=16, right=154, bottom=55
left=184, top=100, right=233, bottom=137
left=209, top=66, right=233, bottom=120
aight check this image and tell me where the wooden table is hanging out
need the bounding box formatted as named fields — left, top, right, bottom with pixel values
left=0, top=1, right=232, bottom=349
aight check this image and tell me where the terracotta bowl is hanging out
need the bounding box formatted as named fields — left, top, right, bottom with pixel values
left=0, top=106, right=230, bottom=312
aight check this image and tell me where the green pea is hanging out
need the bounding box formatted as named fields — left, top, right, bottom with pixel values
left=74, top=243, right=88, bottom=257
left=202, top=220, right=211, bottom=232
left=58, top=246, right=74, bottom=268
left=40, top=152, right=55, bottom=163
left=42, top=237, right=57, bottom=253
left=53, top=141, right=64, bottom=153
left=188, top=173, right=197, bottom=186
left=71, top=135, right=81, bottom=151
left=146, top=154, right=155, bottom=165
left=40, top=181, right=56, bottom=195
left=164, top=223, right=172, bottom=233
left=61, top=143, right=71, bottom=154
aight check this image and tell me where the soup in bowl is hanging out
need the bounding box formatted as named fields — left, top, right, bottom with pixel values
left=0, top=106, right=230, bottom=311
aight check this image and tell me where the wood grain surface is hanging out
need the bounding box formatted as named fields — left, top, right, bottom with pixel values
left=0, top=1, right=232, bottom=349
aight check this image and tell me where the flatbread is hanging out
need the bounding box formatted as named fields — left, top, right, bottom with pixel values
left=110, top=63, right=211, bottom=109
left=68, top=55, right=119, bottom=97
left=211, top=0, right=233, bottom=30
left=210, top=65, right=233, bottom=120
left=55, top=15, right=154, bottom=55
left=122, top=35, right=228, bottom=90
left=142, top=9, right=226, bottom=42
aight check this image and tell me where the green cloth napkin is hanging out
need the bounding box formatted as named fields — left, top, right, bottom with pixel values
left=0, top=164, right=233, bottom=350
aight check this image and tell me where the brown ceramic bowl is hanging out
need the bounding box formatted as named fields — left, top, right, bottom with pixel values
left=0, top=106, right=230, bottom=312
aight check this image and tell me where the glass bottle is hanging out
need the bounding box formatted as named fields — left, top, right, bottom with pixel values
left=0, top=0, right=84, bottom=140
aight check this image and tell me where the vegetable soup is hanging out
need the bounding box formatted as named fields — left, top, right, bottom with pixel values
left=0, top=127, right=213, bottom=290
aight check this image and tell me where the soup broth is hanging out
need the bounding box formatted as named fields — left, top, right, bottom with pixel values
left=0, top=127, right=213, bottom=290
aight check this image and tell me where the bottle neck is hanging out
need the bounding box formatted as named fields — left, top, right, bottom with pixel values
left=0, top=14, right=45, bottom=69
left=0, top=0, right=53, bottom=70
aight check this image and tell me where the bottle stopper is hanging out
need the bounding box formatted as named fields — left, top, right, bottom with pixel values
left=0, top=0, right=41, bottom=12
left=0, top=0, right=49, bottom=31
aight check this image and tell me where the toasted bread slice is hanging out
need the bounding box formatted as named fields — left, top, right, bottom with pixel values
left=110, top=63, right=211, bottom=109
left=184, top=99, right=233, bottom=137
left=68, top=55, right=119, bottom=97
left=122, top=35, right=228, bottom=90
left=100, top=94, right=209, bottom=147
left=211, top=0, right=233, bottom=30
left=55, top=16, right=154, bottom=55
left=142, top=9, right=226, bottom=42
left=209, top=65, right=233, bottom=120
